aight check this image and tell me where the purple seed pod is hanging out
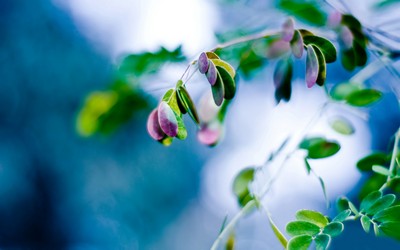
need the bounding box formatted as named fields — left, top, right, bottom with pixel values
left=198, top=52, right=209, bottom=74
left=157, top=101, right=178, bottom=137
left=147, top=109, right=165, bottom=140
left=206, top=61, right=218, bottom=86
left=197, top=122, right=222, bottom=146
left=282, top=17, right=295, bottom=42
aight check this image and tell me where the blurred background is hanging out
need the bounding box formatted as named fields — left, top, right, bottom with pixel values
left=1, top=0, right=399, bottom=249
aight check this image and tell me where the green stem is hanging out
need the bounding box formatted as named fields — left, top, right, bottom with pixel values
left=349, top=57, right=391, bottom=84
left=379, top=127, right=400, bottom=191
left=210, top=200, right=257, bottom=250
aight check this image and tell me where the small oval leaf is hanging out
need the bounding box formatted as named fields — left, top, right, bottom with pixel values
left=333, top=209, right=352, bottom=222
left=147, top=109, right=165, bottom=141
left=177, top=86, right=200, bottom=124
left=312, top=45, right=327, bottom=86
left=287, top=235, right=313, bottom=250
left=282, top=17, right=295, bottom=42
left=346, top=89, right=383, bottom=106
left=303, top=35, right=337, bottom=63
left=357, top=152, right=389, bottom=172
left=158, top=101, right=178, bottom=137
left=372, top=165, right=391, bottom=176
left=233, top=167, right=255, bottom=207
left=295, top=210, right=329, bottom=228
left=329, top=116, right=355, bottom=135
left=212, top=73, right=225, bottom=106
left=373, top=205, right=400, bottom=222
left=360, top=190, right=382, bottom=212
left=361, top=215, right=371, bottom=233
left=290, top=30, right=304, bottom=58
left=315, top=234, right=331, bottom=250
left=216, top=66, right=236, bottom=100
left=379, top=222, right=400, bottom=240
left=198, top=52, right=209, bottom=74
left=211, top=59, right=236, bottom=78
left=330, top=82, right=362, bottom=101
left=306, top=44, right=319, bottom=88
left=366, top=194, right=396, bottom=215
left=286, top=221, right=320, bottom=236
left=323, top=222, right=344, bottom=237
left=206, top=61, right=218, bottom=86
left=274, top=59, right=293, bottom=103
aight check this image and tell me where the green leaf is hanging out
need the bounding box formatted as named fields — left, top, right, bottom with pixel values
left=341, top=48, right=356, bottom=71
left=286, top=221, right=320, bottom=236
left=296, top=210, right=329, bottom=228
left=318, top=176, right=329, bottom=208
left=299, top=29, right=314, bottom=38
left=333, top=209, right=352, bottom=222
left=353, top=40, right=368, bottom=67
left=300, top=137, right=325, bottom=150
left=312, top=45, right=327, bottom=86
left=361, top=215, right=371, bottom=233
left=159, top=136, right=173, bottom=146
left=315, top=234, right=331, bottom=250
left=359, top=174, right=387, bottom=200
left=268, top=214, right=288, bottom=248
left=366, top=194, right=396, bottom=215
left=216, top=66, right=236, bottom=100
left=330, top=82, right=362, bottom=101
left=360, top=191, right=382, bottom=212
left=177, top=86, right=200, bottom=124
left=379, top=222, right=400, bottom=240
left=348, top=200, right=359, bottom=216
left=162, top=89, right=175, bottom=102
left=304, top=158, right=312, bottom=175
left=323, top=222, right=344, bottom=237
left=158, top=101, right=178, bottom=137
left=346, top=89, right=383, bottom=107
left=287, top=235, right=313, bottom=250
left=212, top=73, right=225, bottom=106
left=329, top=117, right=355, bottom=135
left=225, top=233, right=235, bottom=250
left=274, top=58, right=293, bottom=103
left=278, top=0, right=326, bottom=26
left=303, top=35, right=337, bottom=63
left=337, top=197, right=350, bottom=212
left=211, top=59, right=236, bottom=78
left=307, top=140, right=341, bottom=159
left=167, top=90, right=181, bottom=116
left=373, top=205, right=400, bottom=222
left=374, top=223, right=380, bottom=236
left=357, top=152, right=389, bottom=172
left=233, top=168, right=255, bottom=207
left=372, top=165, right=392, bottom=176
left=174, top=112, right=187, bottom=140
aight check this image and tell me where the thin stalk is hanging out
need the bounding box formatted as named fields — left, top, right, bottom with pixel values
left=349, top=57, right=392, bottom=84
left=380, top=127, right=400, bottom=191
left=210, top=200, right=257, bottom=250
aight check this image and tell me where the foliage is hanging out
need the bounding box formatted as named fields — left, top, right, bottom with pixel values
left=76, top=0, right=400, bottom=249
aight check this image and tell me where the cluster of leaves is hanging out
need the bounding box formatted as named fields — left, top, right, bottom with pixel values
left=77, top=46, right=185, bottom=137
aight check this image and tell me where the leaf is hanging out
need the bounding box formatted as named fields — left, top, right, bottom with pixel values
left=268, top=214, right=288, bottom=248
left=303, top=35, right=337, bottom=63
left=232, top=168, right=255, bottom=207
left=211, top=59, right=236, bottom=78
left=339, top=26, right=354, bottom=49
left=198, top=52, right=209, bottom=74
left=359, top=174, right=387, bottom=200
left=372, top=165, right=392, bottom=176
left=206, top=60, right=218, bottom=86
left=287, top=235, right=313, bottom=250
left=162, top=89, right=174, bottom=102
left=373, top=205, right=400, bottom=223
left=282, top=17, right=295, bottom=42
left=158, top=101, right=178, bottom=137
left=174, top=112, right=187, bottom=140
left=206, top=51, right=220, bottom=59
left=167, top=90, right=181, bottom=116
left=330, top=82, right=362, bottom=101
left=360, top=191, right=382, bottom=212
left=147, top=109, right=165, bottom=141
left=290, top=30, right=304, bottom=58
left=274, top=58, right=293, bottom=103
left=346, top=89, right=383, bottom=107
left=333, top=209, right=352, bottom=222
left=299, top=29, right=314, bottom=38
left=318, top=176, right=329, bottom=208
left=329, top=117, right=355, bottom=135
left=354, top=40, right=368, bottom=67
left=286, top=221, right=320, bottom=236
left=307, top=140, right=341, bottom=159
left=323, top=222, right=344, bottom=237
left=216, top=66, right=236, bottom=100
left=361, top=215, right=371, bottom=233
left=212, top=73, right=225, bottom=106
left=278, top=0, right=326, bottom=26
left=225, top=233, right=235, bottom=250
left=341, top=48, right=356, bottom=71
left=265, top=38, right=291, bottom=59
left=357, top=152, right=389, bottom=172
left=379, top=222, right=400, bottom=240
left=366, top=194, right=396, bottom=215
left=197, top=121, right=223, bottom=147
left=315, top=234, right=331, bottom=250
left=312, top=45, right=327, bottom=86
left=336, top=197, right=350, bottom=212
left=348, top=200, right=359, bottom=216
left=176, top=86, right=200, bottom=124
left=374, top=223, right=380, bottom=236
left=304, top=158, right=311, bottom=175
left=299, top=137, right=326, bottom=149
left=296, top=210, right=329, bottom=228
left=305, top=44, right=319, bottom=88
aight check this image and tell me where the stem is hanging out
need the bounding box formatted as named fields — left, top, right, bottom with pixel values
left=349, top=57, right=391, bottom=84
left=380, top=127, right=400, bottom=191
left=211, top=29, right=280, bottom=52
left=210, top=200, right=256, bottom=250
